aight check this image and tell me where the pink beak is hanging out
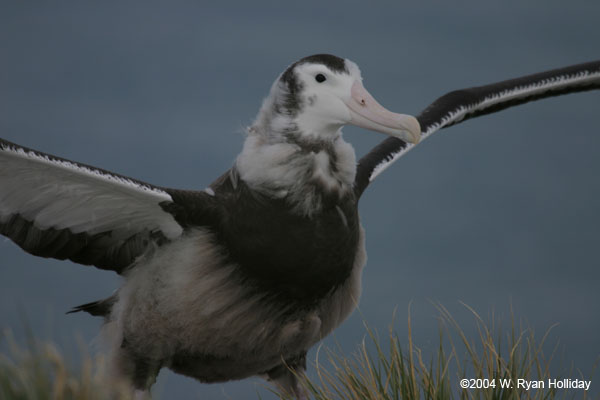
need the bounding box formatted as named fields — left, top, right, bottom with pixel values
left=345, top=80, right=421, bottom=144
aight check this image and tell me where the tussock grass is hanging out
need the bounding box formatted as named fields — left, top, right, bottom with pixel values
left=281, top=303, right=597, bottom=400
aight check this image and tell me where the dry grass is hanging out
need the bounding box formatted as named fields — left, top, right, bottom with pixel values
left=0, top=329, right=130, bottom=400
left=281, top=303, right=597, bottom=400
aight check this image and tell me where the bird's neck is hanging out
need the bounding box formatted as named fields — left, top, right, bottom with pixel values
left=236, top=118, right=357, bottom=216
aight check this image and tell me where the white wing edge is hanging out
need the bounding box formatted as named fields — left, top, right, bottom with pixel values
left=0, top=142, right=172, bottom=200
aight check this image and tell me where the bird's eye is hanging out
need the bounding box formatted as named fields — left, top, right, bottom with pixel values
left=315, top=74, right=326, bottom=83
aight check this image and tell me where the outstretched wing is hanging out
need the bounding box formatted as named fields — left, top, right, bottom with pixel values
left=0, top=138, right=189, bottom=273
left=355, top=60, right=600, bottom=197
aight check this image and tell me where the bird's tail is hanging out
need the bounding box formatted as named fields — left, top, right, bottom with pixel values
left=67, top=295, right=116, bottom=317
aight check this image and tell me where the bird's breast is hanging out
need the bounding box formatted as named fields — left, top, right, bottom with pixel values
left=217, top=190, right=360, bottom=306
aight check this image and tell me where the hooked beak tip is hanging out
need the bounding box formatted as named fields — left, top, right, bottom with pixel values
left=404, top=116, right=421, bottom=144
left=385, top=113, right=421, bottom=144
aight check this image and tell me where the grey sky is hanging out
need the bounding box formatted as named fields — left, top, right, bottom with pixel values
left=1, top=1, right=599, bottom=398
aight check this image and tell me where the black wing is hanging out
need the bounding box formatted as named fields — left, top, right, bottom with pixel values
left=0, top=138, right=214, bottom=274
left=355, top=60, right=600, bottom=197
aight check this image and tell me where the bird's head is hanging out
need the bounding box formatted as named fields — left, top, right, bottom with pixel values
left=239, top=54, right=421, bottom=214
left=250, top=54, right=420, bottom=145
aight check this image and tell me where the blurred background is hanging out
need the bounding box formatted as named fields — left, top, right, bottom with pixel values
left=1, top=1, right=598, bottom=398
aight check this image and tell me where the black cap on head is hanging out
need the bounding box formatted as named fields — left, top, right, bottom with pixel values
left=281, top=54, right=347, bottom=86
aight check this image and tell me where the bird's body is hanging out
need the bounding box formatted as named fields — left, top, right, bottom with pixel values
left=1, top=54, right=599, bottom=398
left=109, top=168, right=365, bottom=389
